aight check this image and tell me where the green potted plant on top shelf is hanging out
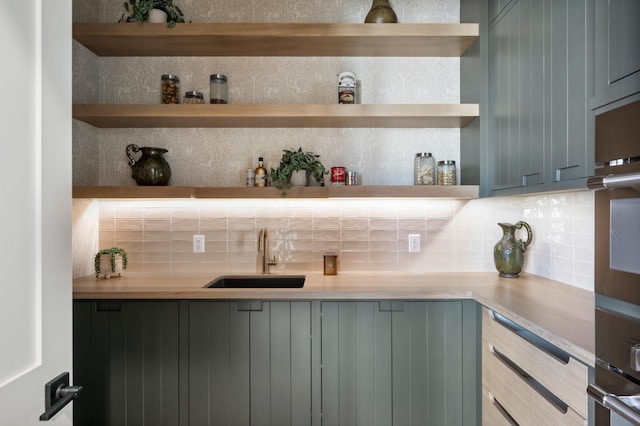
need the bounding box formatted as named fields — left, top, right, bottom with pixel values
left=118, top=0, right=186, bottom=28
left=94, top=247, right=128, bottom=279
left=269, top=148, right=328, bottom=193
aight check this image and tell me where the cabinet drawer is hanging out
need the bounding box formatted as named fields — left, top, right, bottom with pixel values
left=482, top=386, right=517, bottom=426
left=482, top=308, right=589, bottom=419
left=483, top=340, right=586, bottom=425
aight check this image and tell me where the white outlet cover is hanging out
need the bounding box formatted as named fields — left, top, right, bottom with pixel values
left=193, top=235, right=205, bottom=253
left=409, top=234, right=420, bottom=252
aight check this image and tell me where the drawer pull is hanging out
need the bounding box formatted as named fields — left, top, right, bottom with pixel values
left=489, top=392, right=519, bottom=426
left=490, top=310, right=571, bottom=364
left=490, top=344, right=569, bottom=414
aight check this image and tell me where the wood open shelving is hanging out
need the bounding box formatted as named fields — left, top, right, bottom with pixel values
left=73, top=185, right=480, bottom=199
left=73, top=23, right=479, bottom=57
left=73, top=104, right=479, bottom=128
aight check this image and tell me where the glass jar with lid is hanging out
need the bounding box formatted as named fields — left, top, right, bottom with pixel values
left=414, top=153, right=436, bottom=185
left=161, top=74, right=180, bottom=104
left=210, top=74, right=228, bottom=104
left=183, top=90, right=204, bottom=104
left=437, top=160, right=456, bottom=185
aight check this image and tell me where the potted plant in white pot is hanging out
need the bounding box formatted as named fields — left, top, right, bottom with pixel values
left=269, top=148, right=328, bottom=194
left=118, top=0, right=185, bottom=27
left=94, top=247, right=128, bottom=279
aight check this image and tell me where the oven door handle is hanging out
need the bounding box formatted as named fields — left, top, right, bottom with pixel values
left=587, top=171, right=640, bottom=190
left=588, top=384, right=640, bottom=424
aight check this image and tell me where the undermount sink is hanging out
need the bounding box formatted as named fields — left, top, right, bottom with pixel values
left=204, top=275, right=306, bottom=288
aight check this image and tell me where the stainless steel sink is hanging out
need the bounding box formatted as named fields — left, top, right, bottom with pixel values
left=204, top=275, right=306, bottom=288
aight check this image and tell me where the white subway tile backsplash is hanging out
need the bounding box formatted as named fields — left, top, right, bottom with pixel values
left=86, top=191, right=594, bottom=289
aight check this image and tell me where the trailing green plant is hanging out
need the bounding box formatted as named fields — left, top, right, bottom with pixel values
left=94, top=247, right=128, bottom=278
left=269, top=148, right=328, bottom=192
left=118, top=0, right=185, bottom=28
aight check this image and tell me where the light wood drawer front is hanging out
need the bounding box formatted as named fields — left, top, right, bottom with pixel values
left=482, top=386, right=516, bottom=426
left=482, top=308, right=589, bottom=418
left=483, top=342, right=586, bottom=426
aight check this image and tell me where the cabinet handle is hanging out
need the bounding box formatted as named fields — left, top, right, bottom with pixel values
left=554, top=164, right=580, bottom=182
left=489, top=310, right=570, bottom=364
left=236, top=301, right=263, bottom=311
left=588, top=383, right=640, bottom=425
left=490, top=344, right=569, bottom=414
left=521, top=173, right=541, bottom=187
left=488, top=392, right=519, bottom=426
left=378, top=301, right=405, bottom=312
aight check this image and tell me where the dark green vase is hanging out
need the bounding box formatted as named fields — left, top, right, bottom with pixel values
left=493, top=221, right=532, bottom=278
left=365, top=0, right=398, bottom=23
left=126, top=144, right=172, bottom=186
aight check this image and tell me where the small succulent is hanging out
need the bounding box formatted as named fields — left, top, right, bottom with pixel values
left=94, top=247, right=128, bottom=278
left=118, top=0, right=185, bottom=28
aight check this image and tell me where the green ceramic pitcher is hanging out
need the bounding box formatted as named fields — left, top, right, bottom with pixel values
left=126, top=144, right=172, bottom=186
left=493, top=221, right=532, bottom=278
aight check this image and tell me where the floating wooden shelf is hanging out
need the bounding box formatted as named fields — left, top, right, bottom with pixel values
left=72, top=104, right=479, bottom=128
left=73, top=185, right=480, bottom=199
left=73, top=23, right=479, bottom=57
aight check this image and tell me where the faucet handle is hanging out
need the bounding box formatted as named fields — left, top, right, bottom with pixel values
left=267, top=255, right=277, bottom=266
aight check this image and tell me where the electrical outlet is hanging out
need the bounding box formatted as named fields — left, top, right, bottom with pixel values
left=193, top=235, right=205, bottom=253
left=408, top=234, right=420, bottom=252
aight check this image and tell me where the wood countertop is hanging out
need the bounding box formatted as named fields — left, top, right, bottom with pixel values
left=73, top=271, right=595, bottom=365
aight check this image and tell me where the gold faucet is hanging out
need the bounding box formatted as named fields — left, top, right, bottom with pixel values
left=258, top=228, right=277, bottom=274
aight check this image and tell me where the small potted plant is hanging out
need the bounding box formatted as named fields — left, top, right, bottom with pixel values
left=118, top=0, right=186, bottom=28
left=94, top=247, right=128, bottom=279
left=269, top=148, right=328, bottom=191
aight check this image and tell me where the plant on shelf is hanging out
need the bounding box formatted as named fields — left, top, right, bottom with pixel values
left=94, top=247, right=128, bottom=279
left=118, top=0, right=185, bottom=28
left=269, top=148, right=328, bottom=192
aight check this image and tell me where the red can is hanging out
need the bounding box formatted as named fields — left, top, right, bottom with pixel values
left=331, top=167, right=346, bottom=185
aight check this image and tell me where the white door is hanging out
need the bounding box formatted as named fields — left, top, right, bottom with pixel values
left=0, top=0, right=73, bottom=424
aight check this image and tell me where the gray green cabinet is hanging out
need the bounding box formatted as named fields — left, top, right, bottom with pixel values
left=74, top=299, right=478, bottom=426
left=320, top=300, right=480, bottom=426
left=462, top=0, right=595, bottom=196
left=73, top=301, right=181, bottom=426
left=592, top=0, right=640, bottom=109
left=188, top=301, right=315, bottom=426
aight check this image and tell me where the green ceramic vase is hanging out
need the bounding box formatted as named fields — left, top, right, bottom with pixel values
left=493, top=221, right=532, bottom=278
left=365, top=0, right=398, bottom=23
left=126, top=144, right=172, bottom=186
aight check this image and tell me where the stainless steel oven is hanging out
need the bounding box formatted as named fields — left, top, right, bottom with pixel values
left=587, top=99, right=640, bottom=425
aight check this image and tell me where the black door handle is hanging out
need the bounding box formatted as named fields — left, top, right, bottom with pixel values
left=39, top=372, right=83, bottom=421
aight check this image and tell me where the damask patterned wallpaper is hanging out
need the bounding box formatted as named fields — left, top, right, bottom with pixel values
left=72, top=0, right=461, bottom=187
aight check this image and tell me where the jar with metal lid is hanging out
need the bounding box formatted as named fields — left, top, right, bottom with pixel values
left=437, top=160, right=456, bottom=185
left=183, top=90, right=204, bottom=104
left=161, top=74, right=180, bottom=104
left=210, top=74, right=228, bottom=104
left=414, top=153, right=436, bottom=185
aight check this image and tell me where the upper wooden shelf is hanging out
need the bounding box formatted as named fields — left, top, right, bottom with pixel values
left=73, top=185, right=480, bottom=199
left=73, top=23, right=479, bottom=57
left=73, top=104, right=479, bottom=128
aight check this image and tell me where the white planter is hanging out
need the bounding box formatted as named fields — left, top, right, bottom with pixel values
left=99, top=254, right=124, bottom=279
left=290, top=170, right=308, bottom=186
left=148, top=9, right=168, bottom=23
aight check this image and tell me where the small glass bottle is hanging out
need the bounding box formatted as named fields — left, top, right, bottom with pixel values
left=254, top=157, right=267, bottom=187
left=414, top=153, right=436, bottom=185
left=161, top=74, right=180, bottom=104
left=437, top=160, right=457, bottom=185
left=183, top=90, right=204, bottom=104
left=210, top=74, right=228, bottom=104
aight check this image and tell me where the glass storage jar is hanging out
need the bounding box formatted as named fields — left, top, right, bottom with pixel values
left=437, top=160, right=456, bottom=185
left=183, top=90, right=204, bottom=104
left=161, top=74, right=180, bottom=104
left=414, top=153, right=436, bottom=185
left=210, top=74, right=228, bottom=104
